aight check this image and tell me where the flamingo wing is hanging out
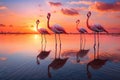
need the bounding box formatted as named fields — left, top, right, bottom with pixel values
left=52, top=24, right=67, bottom=34
left=93, top=24, right=108, bottom=33
left=39, top=28, right=49, bottom=34
left=79, top=28, right=88, bottom=33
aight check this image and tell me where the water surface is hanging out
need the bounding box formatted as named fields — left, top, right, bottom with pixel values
left=0, top=34, right=120, bottom=80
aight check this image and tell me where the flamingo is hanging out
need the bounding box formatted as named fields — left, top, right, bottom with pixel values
left=76, top=19, right=88, bottom=50
left=76, top=19, right=88, bottom=34
left=36, top=20, right=50, bottom=44
left=47, top=13, right=67, bottom=46
left=86, top=11, right=108, bottom=48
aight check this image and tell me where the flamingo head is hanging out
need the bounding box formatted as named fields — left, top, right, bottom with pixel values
left=76, top=19, right=80, bottom=24
left=36, top=19, right=40, bottom=25
left=47, top=13, right=51, bottom=19
left=87, top=11, right=91, bottom=17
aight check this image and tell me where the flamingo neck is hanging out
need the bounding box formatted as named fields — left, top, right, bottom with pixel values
left=87, top=63, right=89, bottom=72
left=48, top=65, right=52, bottom=78
left=36, top=24, right=39, bottom=31
left=47, top=18, right=51, bottom=30
left=86, top=17, right=92, bottom=30
left=76, top=23, right=79, bottom=31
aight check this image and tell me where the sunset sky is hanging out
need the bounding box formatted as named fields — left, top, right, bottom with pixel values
left=0, top=0, right=120, bottom=33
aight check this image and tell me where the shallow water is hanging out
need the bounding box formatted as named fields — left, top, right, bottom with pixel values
left=0, top=34, right=120, bottom=80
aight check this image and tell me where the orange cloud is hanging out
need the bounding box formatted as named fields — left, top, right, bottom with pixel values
left=48, top=2, right=62, bottom=7
left=90, top=1, right=120, bottom=12
left=0, top=57, right=7, bottom=61
left=61, top=8, right=79, bottom=16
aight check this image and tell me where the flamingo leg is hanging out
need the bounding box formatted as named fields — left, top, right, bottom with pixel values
left=94, top=32, right=96, bottom=59
left=58, top=34, right=61, bottom=58
left=44, top=34, right=47, bottom=51
left=55, top=34, right=57, bottom=58
left=80, top=33, right=82, bottom=50
left=81, top=34, right=83, bottom=49
left=58, top=34, right=61, bottom=46
left=97, top=32, right=100, bottom=58
left=83, top=33, right=86, bottom=50
left=41, top=34, right=43, bottom=50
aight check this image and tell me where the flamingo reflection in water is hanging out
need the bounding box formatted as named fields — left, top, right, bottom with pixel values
left=48, top=42, right=68, bottom=78
left=36, top=35, right=51, bottom=65
left=76, top=19, right=88, bottom=51
left=86, top=37, right=108, bottom=79
left=76, top=20, right=89, bottom=63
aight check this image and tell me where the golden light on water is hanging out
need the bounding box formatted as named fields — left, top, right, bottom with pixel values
left=34, top=34, right=40, bottom=40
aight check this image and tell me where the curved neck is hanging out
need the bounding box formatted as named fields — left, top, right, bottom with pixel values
left=86, top=16, right=91, bottom=30
left=76, top=23, right=79, bottom=31
left=87, top=63, right=89, bottom=72
left=47, top=18, right=51, bottom=30
left=48, top=65, right=52, bottom=78
left=36, top=56, right=40, bottom=64
left=36, top=24, right=39, bottom=31
left=86, top=63, right=92, bottom=79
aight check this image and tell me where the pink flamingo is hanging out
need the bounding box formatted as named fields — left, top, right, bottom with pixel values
left=76, top=19, right=88, bottom=34
left=47, top=13, right=67, bottom=46
left=36, top=20, right=50, bottom=44
left=76, top=19, right=88, bottom=49
left=86, top=11, right=108, bottom=47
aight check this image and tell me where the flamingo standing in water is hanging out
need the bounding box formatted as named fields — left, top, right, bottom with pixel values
left=86, top=11, right=108, bottom=48
left=47, top=13, right=67, bottom=46
left=76, top=19, right=88, bottom=34
left=76, top=19, right=88, bottom=49
left=36, top=20, right=50, bottom=44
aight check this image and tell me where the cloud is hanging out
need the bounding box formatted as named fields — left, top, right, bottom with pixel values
left=0, top=57, right=7, bottom=61
left=68, top=0, right=92, bottom=5
left=90, top=1, right=120, bottom=12
left=0, top=5, right=7, bottom=10
left=61, top=8, right=79, bottom=16
left=0, top=24, right=6, bottom=27
left=48, top=2, right=62, bottom=7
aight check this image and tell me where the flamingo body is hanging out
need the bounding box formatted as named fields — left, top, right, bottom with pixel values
left=90, top=24, right=108, bottom=33
left=37, top=28, right=50, bottom=34
left=78, top=28, right=88, bottom=33
left=50, top=24, right=67, bottom=34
